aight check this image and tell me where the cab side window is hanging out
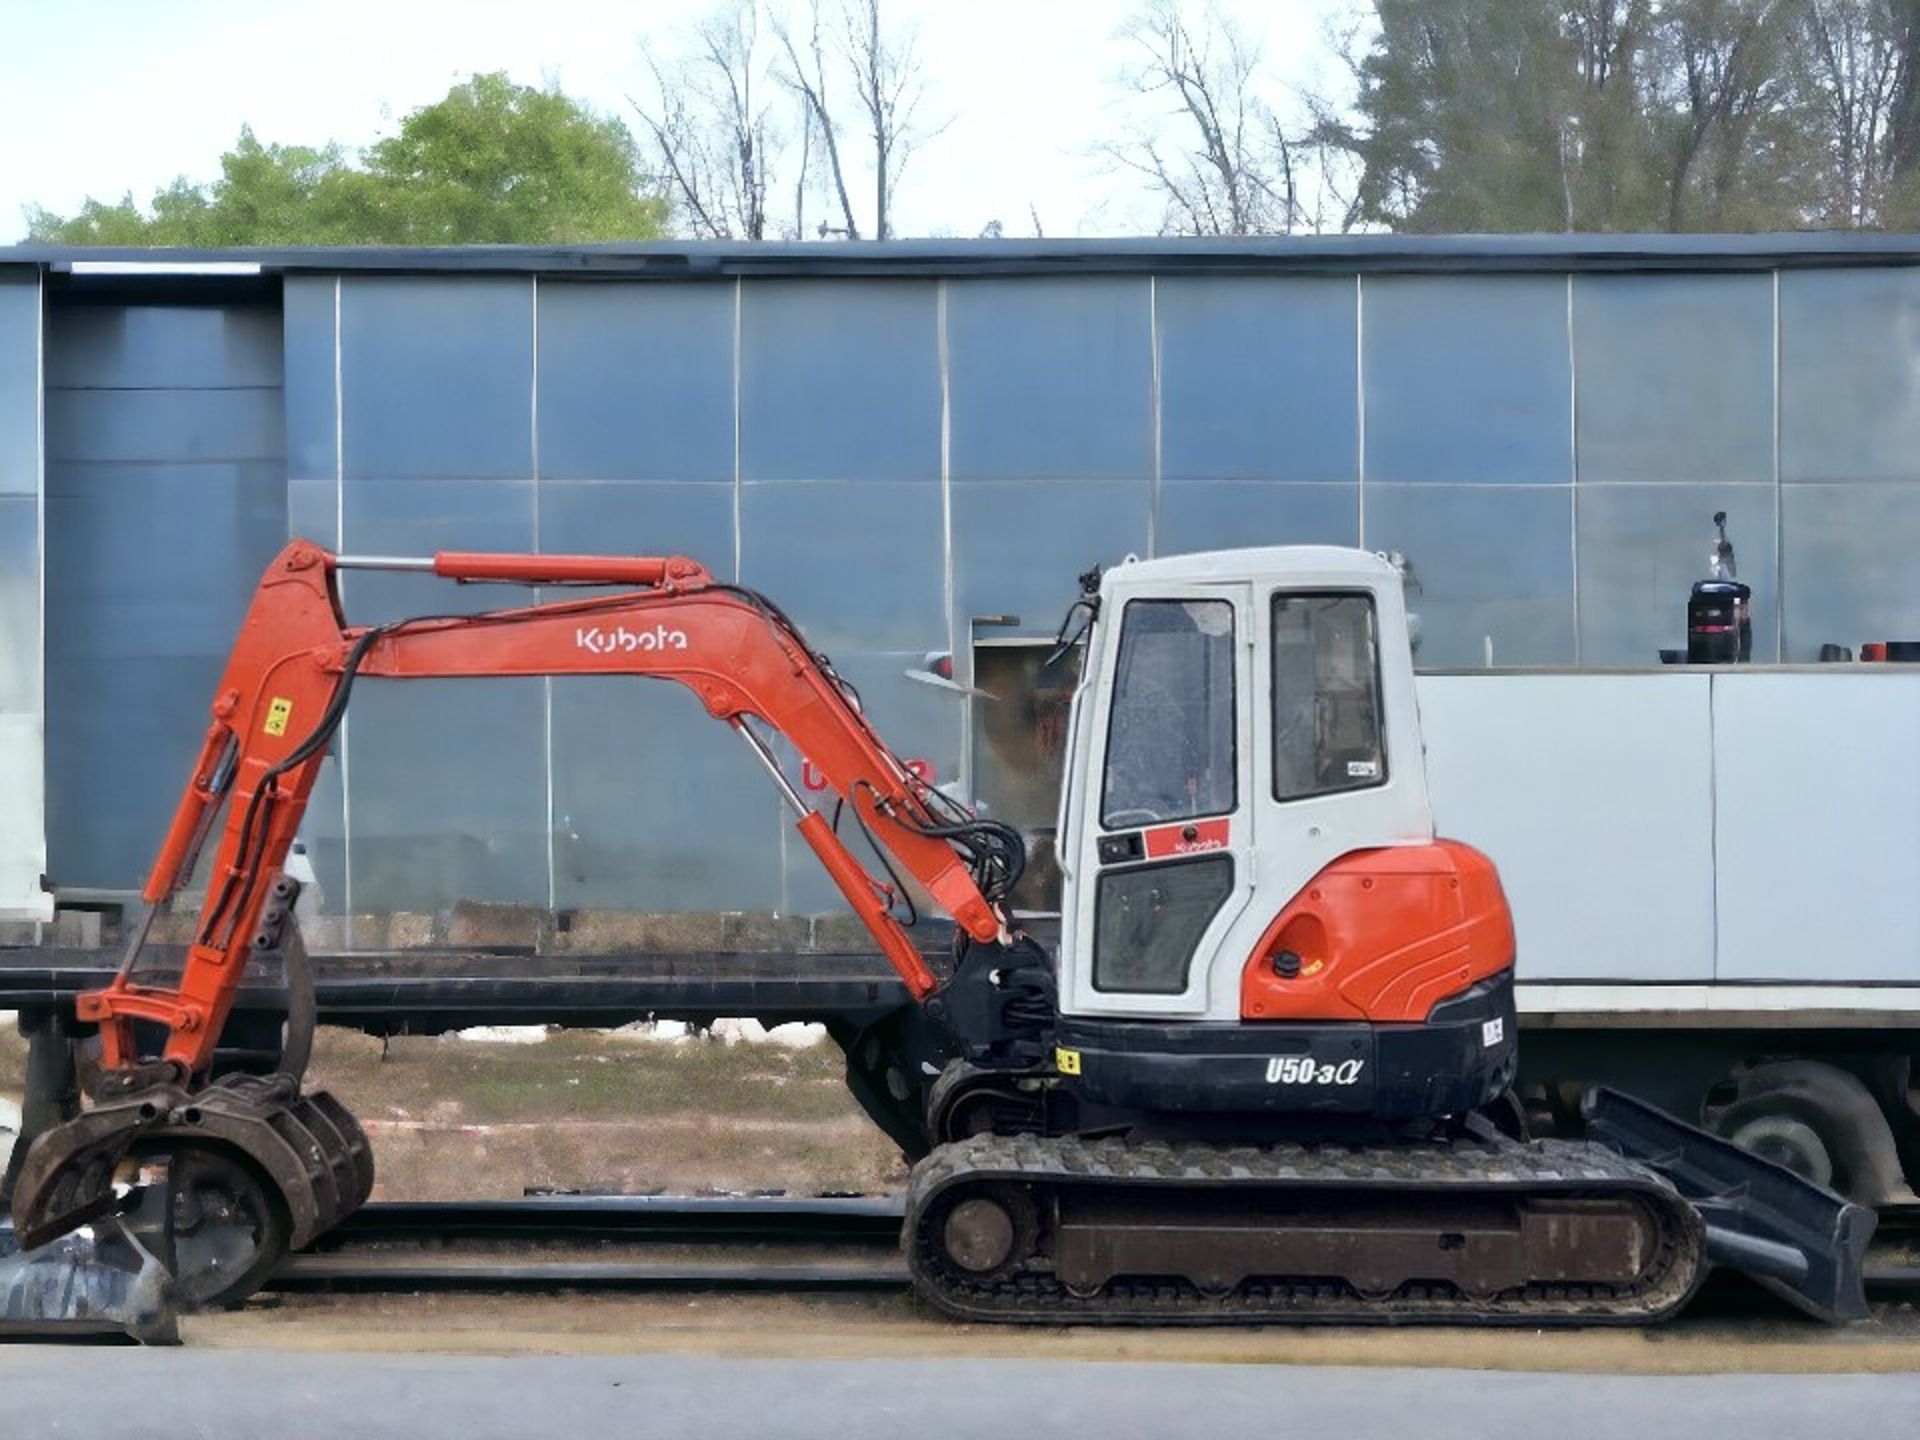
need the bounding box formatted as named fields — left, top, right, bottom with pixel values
left=1271, top=593, right=1385, bottom=802
left=1100, top=599, right=1236, bottom=829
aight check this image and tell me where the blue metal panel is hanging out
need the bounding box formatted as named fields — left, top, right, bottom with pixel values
left=1780, top=269, right=1920, bottom=482
left=336, top=473, right=543, bottom=908
left=0, top=496, right=37, bottom=714
left=947, top=279, right=1152, bottom=481
left=1361, top=276, right=1571, bottom=484
left=1157, top=276, right=1356, bottom=482
left=0, top=273, right=37, bottom=496
left=551, top=680, right=782, bottom=912
left=538, top=481, right=733, bottom=565
left=44, top=304, right=282, bottom=390
left=1576, top=483, right=1778, bottom=664
left=340, top=479, right=535, bottom=623
left=952, top=480, right=1151, bottom=638
left=288, top=478, right=338, bottom=550
left=346, top=678, right=549, bottom=909
left=1573, top=275, right=1773, bottom=484
left=1363, top=485, right=1575, bottom=666
left=1780, top=482, right=1920, bottom=657
left=537, top=281, right=734, bottom=482
left=741, top=280, right=939, bottom=482
left=43, top=388, right=281, bottom=464
left=1156, top=481, right=1358, bottom=555
left=44, top=449, right=285, bottom=885
left=340, top=278, right=532, bottom=480
left=737, top=481, right=946, bottom=651
left=283, top=277, right=337, bottom=482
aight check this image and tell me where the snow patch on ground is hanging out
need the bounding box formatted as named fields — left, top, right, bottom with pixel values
left=606, top=1018, right=827, bottom=1049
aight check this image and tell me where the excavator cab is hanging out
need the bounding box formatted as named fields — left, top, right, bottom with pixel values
left=1044, top=548, right=1516, bottom=1123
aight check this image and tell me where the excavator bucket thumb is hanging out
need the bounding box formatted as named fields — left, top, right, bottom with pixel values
left=1582, top=1086, right=1876, bottom=1324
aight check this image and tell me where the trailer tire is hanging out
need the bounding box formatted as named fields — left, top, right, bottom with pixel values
left=1707, top=1060, right=1912, bottom=1207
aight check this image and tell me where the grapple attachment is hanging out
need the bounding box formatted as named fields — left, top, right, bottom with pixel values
left=10, top=1076, right=374, bottom=1261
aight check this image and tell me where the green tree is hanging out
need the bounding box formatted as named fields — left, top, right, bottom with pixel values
left=27, top=73, right=666, bottom=245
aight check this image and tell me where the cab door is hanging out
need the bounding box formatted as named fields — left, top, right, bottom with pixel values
left=1059, top=583, right=1255, bottom=1018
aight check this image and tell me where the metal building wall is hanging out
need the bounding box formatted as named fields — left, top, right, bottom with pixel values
left=13, top=248, right=1920, bottom=915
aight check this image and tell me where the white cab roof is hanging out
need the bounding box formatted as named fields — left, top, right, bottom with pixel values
left=1101, top=546, right=1398, bottom=590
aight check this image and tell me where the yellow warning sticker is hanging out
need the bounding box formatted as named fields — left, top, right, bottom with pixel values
left=1054, top=1046, right=1081, bottom=1077
left=263, top=697, right=294, bottom=737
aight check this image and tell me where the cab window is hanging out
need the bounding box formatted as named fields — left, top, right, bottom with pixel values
left=1100, top=598, right=1236, bottom=829
left=1271, top=592, right=1385, bottom=802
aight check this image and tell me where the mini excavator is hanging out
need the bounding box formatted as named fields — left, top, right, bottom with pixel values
left=9, top=541, right=1872, bottom=1323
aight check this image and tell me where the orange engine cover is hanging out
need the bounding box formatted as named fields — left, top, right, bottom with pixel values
left=1239, top=840, right=1514, bottom=1024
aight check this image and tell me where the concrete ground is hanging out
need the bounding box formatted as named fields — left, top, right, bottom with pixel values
left=4, top=1350, right=1917, bottom=1440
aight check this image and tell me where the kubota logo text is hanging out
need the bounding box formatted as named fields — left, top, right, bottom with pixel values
left=575, top=624, right=691, bottom=655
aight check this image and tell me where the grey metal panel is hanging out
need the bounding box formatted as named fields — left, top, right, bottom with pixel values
left=42, top=303, right=283, bottom=390
left=550, top=678, right=782, bottom=912
left=947, top=278, right=1152, bottom=481
left=1156, top=481, right=1358, bottom=555
left=0, top=495, right=38, bottom=714
left=287, top=477, right=339, bottom=550
left=43, top=387, right=282, bottom=464
left=282, top=277, right=337, bottom=482
left=339, top=479, right=535, bottom=624
left=336, top=474, right=544, bottom=909
left=340, top=278, right=532, bottom=481
left=1713, top=672, right=1920, bottom=981
left=43, top=463, right=286, bottom=655
left=1419, top=673, right=1715, bottom=981
left=1361, top=275, right=1572, bottom=484
left=42, top=300, right=287, bottom=889
left=536, top=281, right=734, bottom=482
left=538, top=480, right=733, bottom=563
left=951, top=479, right=1152, bottom=638
left=299, top=754, right=348, bottom=919
left=1572, top=274, right=1773, bottom=484
left=345, top=677, right=549, bottom=910
left=1157, top=276, right=1357, bottom=482
left=1364, top=485, right=1575, bottom=665
left=44, top=459, right=287, bottom=885
left=0, top=273, right=36, bottom=495
left=542, top=476, right=765, bottom=911
left=740, top=280, right=939, bottom=482
left=737, top=481, right=946, bottom=651
left=1780, top=482, right=1920, bottom=657
left=1576, top=483, right=1778, bottom=664
left=1780, top=268, right=1920, bottom=482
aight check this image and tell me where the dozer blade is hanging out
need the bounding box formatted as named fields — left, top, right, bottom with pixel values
left=1582, top=1086, right=1876, bottom=1324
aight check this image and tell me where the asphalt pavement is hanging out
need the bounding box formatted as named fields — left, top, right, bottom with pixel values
left=3, top=1350, right=1917, bottom=1440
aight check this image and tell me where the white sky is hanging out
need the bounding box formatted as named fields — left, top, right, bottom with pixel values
left=0, top=0, right=1359, bottom=244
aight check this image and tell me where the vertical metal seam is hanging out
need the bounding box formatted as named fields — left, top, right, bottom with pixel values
left=333, top=275, right=352, bottom=936
left=534, top=277, right=556, bottom=913
left=1354, top=274, right=1366, bottom=547
left=33, top=272, right=47, bottom=921
left=1148, top=274, right=1162, bottom=558
left=1567, top=273, right=1581, bottom=666
left=938, top=279, right=965, bottom=801
left=1771, top=268, right=1785, bottom=662
left=732, top=277, right=744, bottom=584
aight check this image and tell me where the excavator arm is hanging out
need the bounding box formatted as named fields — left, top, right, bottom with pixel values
left=93, top=538, right=1017, bottom=1079
left=10, top=539, right=1043, bottom=1253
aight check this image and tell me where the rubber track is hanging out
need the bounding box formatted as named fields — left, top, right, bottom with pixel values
left=904, top=1132, right=1707, bottom=1326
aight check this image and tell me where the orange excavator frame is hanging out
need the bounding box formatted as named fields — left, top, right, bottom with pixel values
left=85, top=539, right=1007, bottom=1079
